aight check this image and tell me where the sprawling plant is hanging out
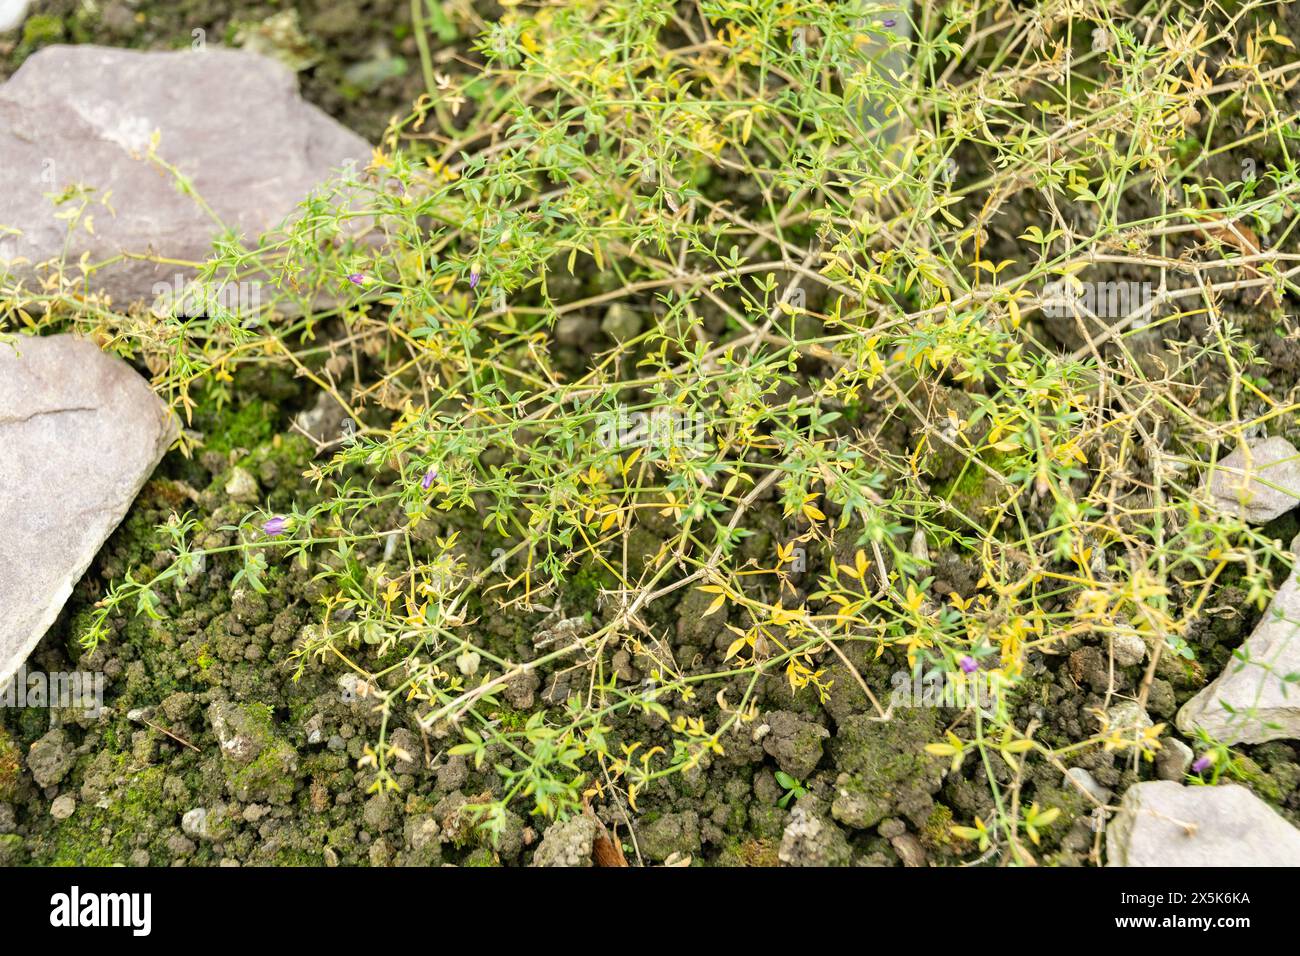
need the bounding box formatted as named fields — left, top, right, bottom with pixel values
left=5, top=0, right=1300, bottom=861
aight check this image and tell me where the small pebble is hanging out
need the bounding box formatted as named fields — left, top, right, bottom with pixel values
left=1156, top=738, right=1194, bottom=781
left=50, top=794, right=76, bottom=820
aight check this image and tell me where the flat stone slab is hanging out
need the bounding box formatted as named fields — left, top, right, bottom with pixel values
left=1107, top=781, right=1300, bottom=866
left=0, top=334, right=176, bottom=690
left=0, top=45, right=370, bottom=308
left=1177, top=531, right=1300, bottom=745
left=1203, top=436, right=1300, bottom=524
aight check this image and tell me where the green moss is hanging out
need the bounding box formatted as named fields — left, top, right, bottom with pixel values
left=920, top=803, right=956, bottom=851
left=119, top=615, right=183, bottom=701
left=829, top=709, right=945, bottom=828
left=462, top=846, right=498, bottom=866
left=92, top=487, right=169, bottom=578
left=21, top=14, right=64, bottom=48
left=44, top=766, right=168, bottom=867
left=561, top=561, right=618, bottom=607
left=1231, top=755, right=1286, bottom=804
left=491, top=704, right=529, bottom=732
left=722, top=837, right=779, bottom=867
left=201, top=397, right=278, bottom=456
left=933, top=449, right=1021, bottom=525
left=215, top=701, right=299, bottom=804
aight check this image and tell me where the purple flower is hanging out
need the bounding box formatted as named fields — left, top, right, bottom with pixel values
left=468, top=270, right=481, bottom=290
left=883, top=18, right=896, bottom=27
left=420, top=467, right=437, bottom=491
left=262, top=516, right=288, bottom=537
left=1191, top=754, right=1213, bottom=774
left=959, top=655, right=978, bottom=674
left=347, top=273, right=367, bottom=286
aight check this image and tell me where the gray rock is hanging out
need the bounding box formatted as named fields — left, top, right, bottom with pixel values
left=26, top=728, right=73, bottom=789
left=387, top=728, right=419, bottom=775
left=877, top=818, right=906, bottom=839
left=223, top=467, right=260, bottom=504
left=1065, top=767, right=1112, bottom=805
left=761, top=710, right=829, bottom=780
left=405, top=814, right=440, bottom=852
left=304, top=714, right=325, bottom=746
left=167, top=833, right=196, bottom=859
left=638, top=810, right=701, bottom=862
left=1178, top=533, right=1300, bottom=744
left=1106, top=700, right=1152, bottom=736
left=207, top=701, right=268, bottom=765
left=778, top=804, right=852, bottom=867
left=531, top=815, right=597, bottom=867
left=0, top=334, right=175, bottom=690
left=890, top=832, right=927, bottom=867
left=49, top=794, right=76, bottom=821
left=293, top=390, right=350, bottom=447
left=601, top=303, right=643, bottom=341
left=554, top=315, right=599, bottom=347
left=362, top=793, right=396, bottom=832
left=207, top=699, right=298, bottom=804
left=1156, top=738, right=1194, bottom=781
left=0, top=46, right=369, bottom=308
left=1106, top=781, right=1300, bottom=866
left=1203, top=436, right=1300, bottom=523
left=403, top=814, right=442, bottom=866
left=181, top=807, right=209, bottom=839
left=1111, top=633, right=1146, bottom=668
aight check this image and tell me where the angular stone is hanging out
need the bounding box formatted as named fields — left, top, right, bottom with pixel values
left=1203, top=436, right=1300, bottom=523
left=1155, top=738, right=1194, bottom=781
left=1106, top=781, right=1300, bottom=866
left=0, top=334, right=176, bottom=690
left=1177, top=533, right=1300, bottom=745
left=0, top=45, right=369, bottom=308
